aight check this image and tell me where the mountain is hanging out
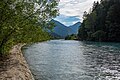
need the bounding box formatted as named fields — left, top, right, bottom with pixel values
left=50, top=20, right=68, bottom=38
left=50, top=32, right=62, bottom=38
left=69, top=22, right=81, bottom=34
left=50, top=20, right=81, bottom=38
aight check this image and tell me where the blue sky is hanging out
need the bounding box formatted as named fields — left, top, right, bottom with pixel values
left=54, top=0, right=100, bottom=26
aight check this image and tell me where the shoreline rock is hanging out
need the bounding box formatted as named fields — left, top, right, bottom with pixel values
left=0, top=44, right=34, bottom=80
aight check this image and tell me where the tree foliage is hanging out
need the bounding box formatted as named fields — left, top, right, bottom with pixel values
left=0, top=0, right=59, bottom=55
left=78, top=0, right=120, bottom=42
left=65, top=34, right=77, bottom=40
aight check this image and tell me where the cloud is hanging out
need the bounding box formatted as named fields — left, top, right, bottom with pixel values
left=54, top=14, right=80, bottom=26
left=55, top=0, right=100, bottom=26
left=59, top=0, right=100, bottom=19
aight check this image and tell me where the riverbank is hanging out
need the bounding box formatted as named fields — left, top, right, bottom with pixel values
left=0, top=44, right=34, bottom=80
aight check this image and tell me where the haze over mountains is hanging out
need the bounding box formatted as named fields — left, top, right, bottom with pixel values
left=50, top=20, right=81, bottom=38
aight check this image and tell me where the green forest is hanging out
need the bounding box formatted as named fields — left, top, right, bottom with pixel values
left=78, top=0, right=120, bottom=42
left=0, top=0, right=59, bottom=55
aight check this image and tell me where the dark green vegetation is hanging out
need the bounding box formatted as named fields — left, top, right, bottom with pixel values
left=0, top=0, right=59, bottom=55
left=78, top=0, right=120, bottom=42
left=65, top=34, right=77, bottom=40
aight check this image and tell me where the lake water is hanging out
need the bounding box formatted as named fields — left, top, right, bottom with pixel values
left=23, top=40, right=120, bottom=80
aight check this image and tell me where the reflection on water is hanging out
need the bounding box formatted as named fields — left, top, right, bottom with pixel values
left=23, top=40, right=120, bottom=80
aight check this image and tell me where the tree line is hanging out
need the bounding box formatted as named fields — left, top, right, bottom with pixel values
left=0, top=0, right=59, bottom=55
left=78, top=0, right=120, bottom=42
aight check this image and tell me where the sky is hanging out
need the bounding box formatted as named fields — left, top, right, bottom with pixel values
left=54, top=0, right=100, bottom=26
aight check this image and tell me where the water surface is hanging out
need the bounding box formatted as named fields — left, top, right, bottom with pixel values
left=23, top=40, right=120, bottom=80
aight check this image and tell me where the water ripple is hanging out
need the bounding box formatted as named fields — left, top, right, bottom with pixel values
left=23, top=40, right=120, bottom=80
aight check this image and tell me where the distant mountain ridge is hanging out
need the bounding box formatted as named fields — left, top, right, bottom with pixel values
left=69, top=22, right=81, bottom=34
left=50, top=20, right=81, bottom=38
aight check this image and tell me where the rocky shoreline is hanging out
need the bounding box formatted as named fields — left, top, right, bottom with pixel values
left=0, top=44, right=34, bottom=80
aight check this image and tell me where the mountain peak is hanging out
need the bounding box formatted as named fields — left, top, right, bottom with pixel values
left=50, top=20, right=81, bottom=38
left=51, top=19, right=67, bottom=27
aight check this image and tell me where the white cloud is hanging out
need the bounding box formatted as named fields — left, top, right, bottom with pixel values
left=58, top=0, right=100, bottom=21
left=54, top=14, right=80, bottom=26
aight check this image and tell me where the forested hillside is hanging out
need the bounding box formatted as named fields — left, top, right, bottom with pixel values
left=78, top=0, right=120, bottom=42
left=0, top=0, right=59, bottom=55
left=50, top=20, right=81, bottom=38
